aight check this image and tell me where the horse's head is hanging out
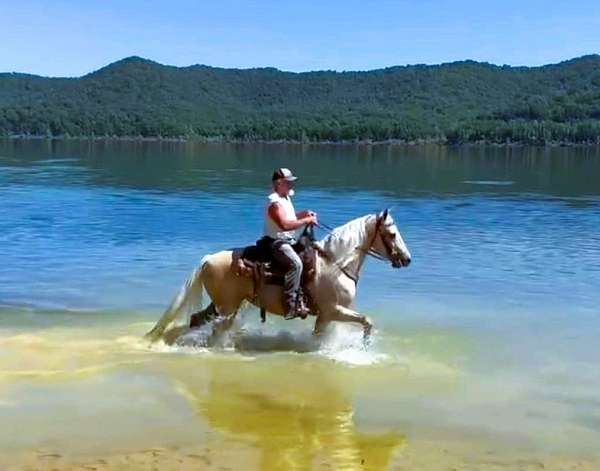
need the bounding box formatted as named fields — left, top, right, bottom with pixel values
left=371, top=208, right=412, bottom=268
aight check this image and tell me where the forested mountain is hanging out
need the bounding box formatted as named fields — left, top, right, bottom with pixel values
left=1, top=55, right=600, bottom=143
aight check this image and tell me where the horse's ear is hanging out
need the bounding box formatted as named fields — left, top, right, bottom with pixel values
left=381, top=208, right=389, bottom=220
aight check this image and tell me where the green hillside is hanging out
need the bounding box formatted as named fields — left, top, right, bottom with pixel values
left=1, top=55, right=600, bottom=143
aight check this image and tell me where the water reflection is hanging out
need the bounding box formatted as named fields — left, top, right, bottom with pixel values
left=2, top=138, right=600, bottom=197
left=168, top=358, right=405, bottom=470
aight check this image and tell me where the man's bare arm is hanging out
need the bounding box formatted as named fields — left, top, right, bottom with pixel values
left=269, top=203, right=317, bottom=231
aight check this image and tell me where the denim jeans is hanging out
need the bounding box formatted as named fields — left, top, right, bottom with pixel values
left=270, top=239, right=302, bottom=312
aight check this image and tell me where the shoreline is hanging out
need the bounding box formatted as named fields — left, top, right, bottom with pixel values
left=2, top=134, right=600, bottom=148
left=3, top=438, right=600, bottom=471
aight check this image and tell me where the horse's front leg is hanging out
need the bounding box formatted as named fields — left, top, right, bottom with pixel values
left=329, top=304, right=373, bottom=341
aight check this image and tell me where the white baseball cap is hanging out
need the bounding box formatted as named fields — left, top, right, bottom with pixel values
left=272, top=168, right=298, bottom=181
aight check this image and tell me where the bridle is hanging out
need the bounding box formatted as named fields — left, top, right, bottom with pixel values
left=317, top=213, right=398, bottom=285
left=360, top=215, right=397, bottom=262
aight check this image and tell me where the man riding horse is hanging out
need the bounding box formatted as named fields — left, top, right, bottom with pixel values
left=263, top=168, right=318, bottom=320
left=145, top=168, right=412, bottom=344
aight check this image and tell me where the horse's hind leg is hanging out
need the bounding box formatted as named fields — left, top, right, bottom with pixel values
left=211, top=312, right=238, bottom=337
left=313, top=315, right=331, bottom=336
left=190, top=301, right=240, bottom=338
left=190, top=302, right=218, bottom=328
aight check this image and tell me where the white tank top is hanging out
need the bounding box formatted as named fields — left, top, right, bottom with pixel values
left=263, top=192, right=298, bottom=240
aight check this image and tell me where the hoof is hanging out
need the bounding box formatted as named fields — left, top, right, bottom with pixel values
left=362, top=323, right=373, bottom=343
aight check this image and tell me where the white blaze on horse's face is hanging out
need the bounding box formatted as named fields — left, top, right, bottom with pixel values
left=373, top=210, right=412, bottom=268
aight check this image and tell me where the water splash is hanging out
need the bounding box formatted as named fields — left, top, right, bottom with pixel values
left=317, top=324, right=389, bottom=366
left=157, top=317, right=390, bottom=367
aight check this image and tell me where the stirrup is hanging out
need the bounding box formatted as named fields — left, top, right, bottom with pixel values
left=284, top=307, right=309, bottom=320
left=285, top=300, right=310, bottom=320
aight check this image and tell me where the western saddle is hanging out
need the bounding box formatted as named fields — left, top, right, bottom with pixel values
left=235, top=229, right=319, bottom=321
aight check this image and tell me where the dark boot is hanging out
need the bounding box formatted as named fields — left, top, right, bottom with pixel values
left=284, top=293, right=310, bottom=320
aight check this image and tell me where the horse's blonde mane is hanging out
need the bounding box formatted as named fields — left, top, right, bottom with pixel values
left=318, top=214, right=376, bottom=261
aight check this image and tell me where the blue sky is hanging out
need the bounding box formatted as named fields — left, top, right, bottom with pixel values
left=1, top=0, right=598, bottom=76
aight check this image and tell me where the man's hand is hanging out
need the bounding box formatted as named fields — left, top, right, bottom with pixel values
left=297, top=210, right=317, bottom=219
left=305, top=214, right=318, bottom=226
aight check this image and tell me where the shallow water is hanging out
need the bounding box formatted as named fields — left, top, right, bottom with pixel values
left=1, top=139, right=600, bottom=465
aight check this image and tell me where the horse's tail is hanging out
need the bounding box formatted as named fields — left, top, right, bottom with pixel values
left=145, top=256, right=208, bottom=343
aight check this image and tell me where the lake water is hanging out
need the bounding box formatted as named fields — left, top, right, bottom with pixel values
left=1, top=139, right=600, bottom=468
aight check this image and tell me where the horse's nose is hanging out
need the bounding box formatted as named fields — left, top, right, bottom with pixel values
left=404, top=257, right=411, bottom=267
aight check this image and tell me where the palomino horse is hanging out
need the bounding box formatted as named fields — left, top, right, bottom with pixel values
left=145, top=209, right=411, bottom=343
